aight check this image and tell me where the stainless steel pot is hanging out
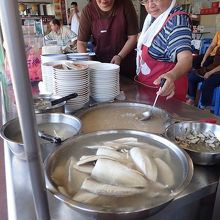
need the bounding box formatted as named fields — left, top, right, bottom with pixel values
left=45, top=130, right=193, bottom=220
left=165, top=121, right=220, bottom=165
left=76, top=102, right=172, bottom=134
left=0, top=113, right=82, bottom=160
left=33, top=94, right=66, bottom=114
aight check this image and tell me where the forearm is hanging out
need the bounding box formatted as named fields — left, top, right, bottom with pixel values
left=154, top=51, right=192, bottom=98
left=208, top=65, right=220, bottom=75
left=168, top=51, right=192, bottom=81
left=77, top=40, right=87, bottom=53
left=67, top=14, right=73, bottom=25
left=117, top=35, right=137, bottom=58
left=203, top=45, right=215, bottom=61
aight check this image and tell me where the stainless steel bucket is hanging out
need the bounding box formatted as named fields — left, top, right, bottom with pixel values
left=165, top=121, right=220, bottom=165
left=0, top=113, right=82, bottom=160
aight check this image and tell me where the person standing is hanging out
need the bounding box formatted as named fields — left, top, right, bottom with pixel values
left=77, top=0, right=138, bottom=78
left=68, top=2, right=80, bottom=35
left=136, top=0, right=192, bottom=101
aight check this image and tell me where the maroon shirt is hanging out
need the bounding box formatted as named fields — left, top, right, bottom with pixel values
left=78, top=0, right=138, bottom=77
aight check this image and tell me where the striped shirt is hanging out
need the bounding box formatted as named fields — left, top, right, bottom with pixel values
left=149, top=6, right=192, bottom=63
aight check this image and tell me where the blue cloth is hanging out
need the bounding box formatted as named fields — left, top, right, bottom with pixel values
left=149, top=6, right=192, bottom=63
left=188, top=70, right=220, bottom=106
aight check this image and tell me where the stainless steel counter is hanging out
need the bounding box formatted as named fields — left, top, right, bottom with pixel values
left=3, top=77, right=220, bottom=220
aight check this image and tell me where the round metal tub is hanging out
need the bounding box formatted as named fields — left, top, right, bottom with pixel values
left=165, top=121, right=220, bottom=165
left=76, top=102, right=172, bottom=134
left=45, top=130, right=193, bottom=220
left=0, top=113, right=81, bottom=160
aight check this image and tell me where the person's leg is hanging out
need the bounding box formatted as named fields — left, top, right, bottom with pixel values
left=200, top=73, right=220, bottom=107
left=187, top=70, right=204, bottom=104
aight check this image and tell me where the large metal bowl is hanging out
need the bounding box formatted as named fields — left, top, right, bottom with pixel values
left=0, top=113, right=81, bottom=160
left=33, top=94, right=66, bottom=114
left=165, top=121, right=220, bottom=165
left=76, top=102, right=172, bottom=134
left=45, top=130, right=193, bottom=220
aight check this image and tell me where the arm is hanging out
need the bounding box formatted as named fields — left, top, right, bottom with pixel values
left=67, top=12, right=73, bottom=25
left=204, top=65, right=220, bottom=79
left=111, top=35, right=137, bottom=65
left=154, top=51, right=193, bottom=99
left=201, top=43, right=216, bottom=67
left=201, top=32, right=219, bottom=67
left=77, top=40, right=87, bottom=53
left=154, top=13, right=192, bottom=99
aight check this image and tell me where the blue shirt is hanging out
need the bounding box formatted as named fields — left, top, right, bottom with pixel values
left=149, top=6, right=192, bottom=63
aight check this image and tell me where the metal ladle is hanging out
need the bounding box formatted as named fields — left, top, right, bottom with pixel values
left=140, top=78, right=166, bottom=121
left=38, top=130, right=62, bottom=144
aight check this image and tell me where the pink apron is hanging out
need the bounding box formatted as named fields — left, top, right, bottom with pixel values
left=137, top=11, right=189, bottom=102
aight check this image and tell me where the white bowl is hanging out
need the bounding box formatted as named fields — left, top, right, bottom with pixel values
left=89, top=63, right=120, bottom=71
left=41, top=54, right=67, bottom=64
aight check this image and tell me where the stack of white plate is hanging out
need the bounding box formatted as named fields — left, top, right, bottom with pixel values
left=41, top=54, right=67, bottom=64
left=89, top=63, right=120, bottom=102
left=53, top=62, right=90, bottom=112
left=67, top=53, right=89, bottom=61
left=41, top=60, right=68, bottom=94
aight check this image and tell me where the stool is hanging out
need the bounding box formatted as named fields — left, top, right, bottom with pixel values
left=197, top=82, right=220, bottom=115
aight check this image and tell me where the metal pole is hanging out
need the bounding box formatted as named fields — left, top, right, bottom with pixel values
left=0, top=1, right=50, bottom=219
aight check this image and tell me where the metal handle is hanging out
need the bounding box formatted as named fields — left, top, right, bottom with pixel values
left=38, top=131, right=62, bottom=144
left=51, top=93, right=78, bottom=106
left=160, top=78, right=166, bottom=87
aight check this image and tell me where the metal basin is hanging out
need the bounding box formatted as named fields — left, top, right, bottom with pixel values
left=0, top=113, right=81, bottom=160
left=45, top=130, right=193, bottom=220
left=165, top=121, right=220, bottom=165
left=76, top=102, right=172, bottom=134
left=33, top=94, right=66, bottom=114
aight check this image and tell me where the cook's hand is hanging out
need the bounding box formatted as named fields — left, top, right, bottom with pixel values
left=204, top=71, right=212, bottom=79
left=153, top=74, right=175, bottom=99
left=111, top=55, right=122, bottom=65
